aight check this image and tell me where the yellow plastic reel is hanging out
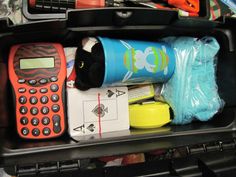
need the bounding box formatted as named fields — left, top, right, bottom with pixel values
left=129, top=102, right=171, bottom=129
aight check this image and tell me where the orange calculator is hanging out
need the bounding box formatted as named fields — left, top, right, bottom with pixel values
left=8, top=43, right=67, bottom=139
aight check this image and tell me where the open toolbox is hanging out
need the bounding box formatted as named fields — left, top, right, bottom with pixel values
left=22, top=0, right=210, bottom=20
left=0, top=8, right=236, bottom=176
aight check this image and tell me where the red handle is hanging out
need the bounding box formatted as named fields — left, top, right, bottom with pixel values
left=167, top=0, right=199, bottom=13
left=75, top=0, right=105, bottom=8
left=29, top=0, right=105, bottom=9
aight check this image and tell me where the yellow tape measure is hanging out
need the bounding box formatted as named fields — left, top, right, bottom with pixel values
left=129, top=102, right=171, bottom=129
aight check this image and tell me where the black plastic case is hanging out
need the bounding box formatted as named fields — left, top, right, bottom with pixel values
left=1, top=8, right=236, bottom=177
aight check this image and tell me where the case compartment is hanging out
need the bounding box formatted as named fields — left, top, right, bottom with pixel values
left=0, top=15, right=235, bottom=175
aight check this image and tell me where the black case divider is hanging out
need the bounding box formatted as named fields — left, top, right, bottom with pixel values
left=22, top=0, right=210, bottom=21
left=0, top=15, right=236, bottom=176
left=66, top=8, right=178, bottom=27
left=4, top=149, right=236, bottom=176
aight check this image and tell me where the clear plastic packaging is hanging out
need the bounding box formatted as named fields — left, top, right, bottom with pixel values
left=159, top=36, right=225, bottom=124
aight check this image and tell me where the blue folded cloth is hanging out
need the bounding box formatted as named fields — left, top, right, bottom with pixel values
left=161, top=36, right=224, bottom=124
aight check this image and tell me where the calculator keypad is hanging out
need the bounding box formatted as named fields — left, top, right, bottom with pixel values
left=41, top=106, right=49, bottom=115
left=42, top=117, right=50, bottom=125
left=32, top=128, right=40, bottom=137
left=21, top=127, right=29, bottom=136
left=40, top=88, right=48, bottom=93
left=18, top=79, right=26, bottom=84
left=19, top=88, right=26, bottom=93
left=30, top=107, right=39, bottom=115
left=52, top=104, right=60, bottom=113
left=50, top=76, right=58, bottom=82
left=28, top=79, right=37, bottom=85
left=31, top=117, right=39, bottom=126
left=40, top=96, right=49, bottom=104
left=20, top=117, right=28, bottom=125
left=53, top=115, right=61, bottom=134
left=20, top=106, right=28, bottom=114
left=39, top=79, right=48, bottom=84
left=50, top=84, right=59, bottom=92
left=51, top=94, right=59, bottom=102
left=43, top=127, right=51, bottom=136
left=29, top=89, right=37, bottom=94
left=30, top=96, right=38, bottom=105
left=17, top=77, right=63, bottom=138
left=19, top=96, right=27, bottom=104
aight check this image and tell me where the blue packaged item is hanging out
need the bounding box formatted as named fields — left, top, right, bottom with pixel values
left=99, top=37, right=176, bottom=86
left=220, top=0, right=236, bottom=13
left=75, top=37, right=176, bottom=90
left=160, top=36, right=225, bottom=125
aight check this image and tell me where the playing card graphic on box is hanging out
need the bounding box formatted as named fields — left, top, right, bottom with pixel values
left=64, top=47, right=129, bottom=137
left=67, top=87, right=129, bottom=137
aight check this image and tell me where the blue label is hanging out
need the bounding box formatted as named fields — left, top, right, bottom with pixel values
left=99, top=37, right=176, bottom=86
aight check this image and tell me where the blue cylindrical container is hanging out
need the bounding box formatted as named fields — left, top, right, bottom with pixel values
left=98, top=37, right=176, bottom=86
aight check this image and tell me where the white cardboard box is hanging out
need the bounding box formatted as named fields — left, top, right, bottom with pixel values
left=67, top=87, right=129, bottom=137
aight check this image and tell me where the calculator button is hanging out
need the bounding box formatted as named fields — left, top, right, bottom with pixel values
left=51, top=94, right=59, bottom=102
left=52, top=104, right=60, bottom=113
left=30, top=96, right=38, bottom=105
left=31, top=117, right=39, bottom=126
left=20, top=117, right=28, bottom=125
left=42, top=117, right=50, bottom=125
left=40, top=96, right=49, bottom=104
left=28, top=80, right=37, bottom=85
left=32, top=128, right=40, bottom=137
left=41, top=106, right=49, bottom=115
left=19, top=96, right=27, bottom=104
left=18, top=79, right=26, bottom=84
left=39, top=79, right=48, bottom=84
left=21, top=128, right=29, bottom=136
left=29, top=89, right=37, bottom=94
left=52, top=115, right=61, bottom=133
left=18, top=88, right=26, bottom=93
left=43, top=128, right=51, bottom=136
left=50, top=84, right=59, bottom=92
left=31, top=107, right=39, bottom=115
left=50, top=76, right=58, bottom=82
left=20, top=106, right=28, bottom=115
left=40, top=88, right=48, bottom=93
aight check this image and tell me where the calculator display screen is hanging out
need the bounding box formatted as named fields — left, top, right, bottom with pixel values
left=20, top=57, right=55, bottom=69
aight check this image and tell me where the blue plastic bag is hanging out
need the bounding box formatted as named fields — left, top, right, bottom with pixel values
left=160, top=36, right=225, bottom=124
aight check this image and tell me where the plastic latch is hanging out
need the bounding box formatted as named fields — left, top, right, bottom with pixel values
left=113, top=10, right=133, bottom=26
left=0, top=18, right=12, bottom=31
